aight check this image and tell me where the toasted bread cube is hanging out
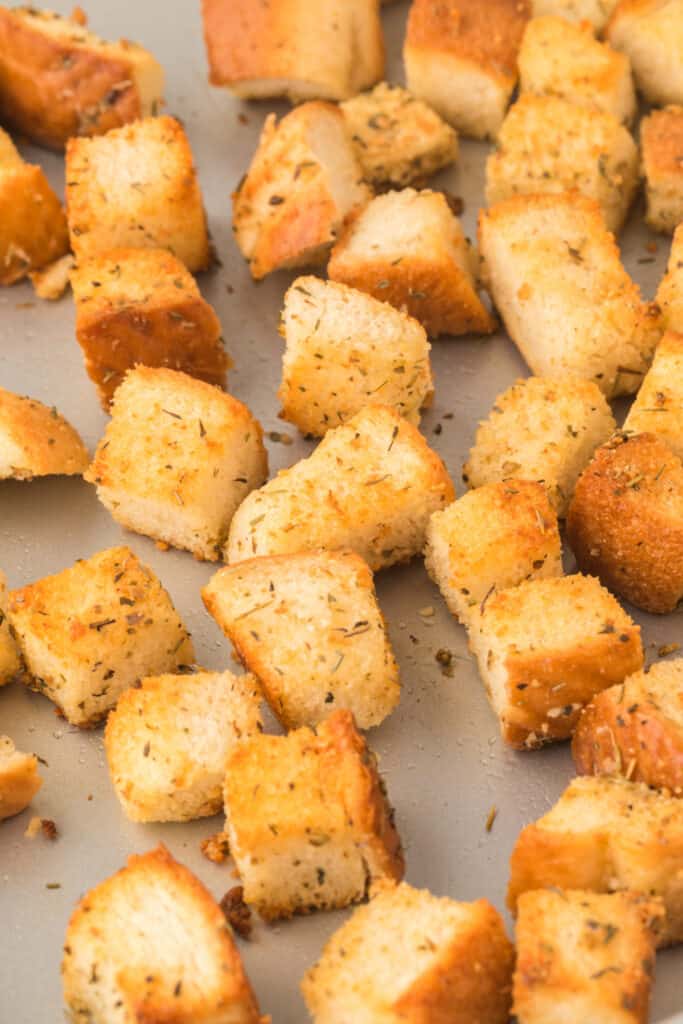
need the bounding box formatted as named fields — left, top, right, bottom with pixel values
left=623, top=332, right=683, bottom=461
left=641, top=106, right=683, bottom=233
left=329, top=189, right=496, bottom=338
left=278, top=276, right=433, bottom=436
left=0, top=387, right=88, bottom=481
left=226, top=404, right=455, bottom=570
left=0, top=6, right=163, bottom=151
left=513, top=889, right=663, bottom=1024
left=0, top=736, right=42, bottom=820
left=656, top=224, right=683, bottom=333
left=478, top=194, right=661, bottom=397
left=607, top=0, right=683, bottom=107
left=0, top=571, right=20, bottom=686
left=71, top=249, right=230, bottom=408
left=63, top=845, right=263, bottom=1023
left=302, top=880, right=514, bottom=1024
left=66, top=116, right=210, bottom=272
left=7, top=546, right=194, bottom=727
left=86, top=367, right=268, bottom=561
left=531, top=0, right=620, bottom=30
left=223, top=709, right=404, bottom=920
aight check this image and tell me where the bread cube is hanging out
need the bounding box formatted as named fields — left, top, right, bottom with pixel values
left=86, top=367, right=268, bottom=561
left=203, top=550, right=400, bottom=730
left=478, top=193, right=661, bottom=397
left=641, top=106, right=683, bottom=233
left=607, top=0, right=683, bottom=107
left=623, top=332, right=683, bottom=461
left=513, top=889, right=663, bottom=1024
left=0, top=387, right=88, bottom=481
left=233, top=102, right=368, bottom=281
left=223, top=709, right=404, bottom=919
left=302, top=881, right=514, bottom=1024
left=201, top=0, right=384, bottom=102
left=463, top=377, right=616, bottom=517
left=7, top=546, right=194, bottom=727
left=0, top=6, right=163, bottom=151
left=329, top=188, right=496, bottom=337
left=0, top=736, right=42, bottom=820
left=404, top=0, right=530, bottom=140
left=656, top=223, right=683, bottom=333
left=507, top=775, right=683, bottom=946
left=278, top=276, right=433, bottom=436
left=63, top=845, right=263, bottom=1024
left=105, top=669, right=263, bottom=823
left=567, top=432, right=683, bottom=614
left=226, top=404, right=455, bottom=570
left=66, top=116, right=210, bottom=272
left=530, top=0, right=620, bottom=30
left=0, top=570, right=20, bottom=686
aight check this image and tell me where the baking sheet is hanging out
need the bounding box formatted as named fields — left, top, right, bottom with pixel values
left=0, top=2, right=682, bottom=1021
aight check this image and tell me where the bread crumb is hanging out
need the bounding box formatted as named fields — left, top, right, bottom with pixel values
left=24, top=815, right=42, bottom=838
left=220, top=886, right=252, bottom=940
left=201, top=831, right=231, bottom=863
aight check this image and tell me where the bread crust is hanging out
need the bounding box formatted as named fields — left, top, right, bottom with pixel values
left=0, top=387, right=88, bottom=480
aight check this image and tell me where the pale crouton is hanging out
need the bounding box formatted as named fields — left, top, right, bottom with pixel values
left=63, top=845, right=263, bottom=1023
left=7, top=546, right=194, bottom=727
left=233, top=102, right=368, bottom=281
left=478, top=193, right=661, bottom=397
left=0, top=570, right=20, bottom=685
left=513, top=889, right=663, bottom=1024
left=623, top=332, right=683, bottom=461
left=278, top=276, right=433, bottom=436
left=567, top=432, right=683, bottom=614
left=656, top=223, right=683, bottom=333
left=226, top=404, right=455, bottom=570
left=29, top=253, right=74, bottom=301
left=0, top=5, right=163, bottom=150
left=530, top=0, right=620, bottom=30
left=463, top=377, right=616, bottom=517
left=607, top=0, right=683, bottom=107
left=302, top=880, right=514, bottom=1024
left=86, top=367, right=268, bottom=561
left=71, top=249, right=230, bottom=408
left=641, top=106, right=683, bottom=233
left=105, top=669, right=263, bottom=823
left=65, top=116, right=210, bottom=272
left=328, top=188, right=496, bottom=337
left=0, top=387, right=88, bottom=480
left=467, top=574, right=643, bottom=750
left=203, top=550, right=400, bottom=730
left=0, top=735, right=42, bottom=820
left=223, top=709, right=404, bottom=920
left=201, top=0, right=384, bottom=102
left=404, top=0, right=531, bottom=140
left=507, top=775, right=683, bottom=946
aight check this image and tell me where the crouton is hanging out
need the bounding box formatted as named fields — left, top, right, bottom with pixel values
left=302, top=880, right=514, bottom=1024
left=29, top=253, right=74, bottom=302
left=513, top=889, right=663, bottom=1024
left=86, top=367, right=268, bottom=561
left=340, top=82, right=458, bottom=188
left=62, top=845, right=264, bottom=1023
left=233, top=102, right=368, bottom=281
left=105, top=669, right=263, bottom=823
left=7, top=546, right=194, bottom=727
left=0, top=6, right=163, bottom=150
left=478, top=193, right=661, bottom=397
left=623, top=332, right=683, bottom=461
left=404, top=0, right=531, bottom=140
left=71, top=248, right=230, bottom=408
left=507, top=775, right=683, bottom=946
left=641, top=106, right=683, bottom=233
left=607, top=0, right=683, bottom=107
left=0, top=736, right=42, bottom=820
left=328, top=188, right=496, bottom=337
left=656, top=223, right=683, bottom=333
left=530, top=0, right=620, bottom=30
left=0, top=570, right=20, bottom=685
left=201, top=0, right=384, bottom=102
left=278, top=276, right=433, bottom=436
left=567, top=432, right=683, bottom=614
left=203, top=550, right=400, bottom=730
left=463, top=377, right=616, bottom=517
left=65, top=116, right=210, bottom=272
left=223, top=709, right=404, bottom=919
left=0, top=387, right=88, bottom=480
left=226, top=404, right=455, bottom=570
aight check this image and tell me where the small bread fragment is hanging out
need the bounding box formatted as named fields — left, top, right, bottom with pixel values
left=0, top=736, right=42, bottom=820
left=226, top=404, right=455, bottom=570
left=0, top=387, right=88, bottom=481
left=223, top=709, right=404, bottom=920
left=66, top=116, right=210, bottom=272
left=641, top=106, right=683, bottom=234
left=302, top=880, right=514, bottom=1024
left=656, top=223, right=683, bottom=333
left=607, top=0, right=683, bottom=107
left=203, top=549, right=400, bottom=730
left=329, top=188, right=496, bottom=337
left=463, top=377, right=616, bottom=517
left=86, top=367, right=268, bottom=561
left=567, top=432, right=683, bottom=614
left=62, top=845, right=263, bottom=1023
left=0, top=570, right=20, bottom=685
left=29, top=253, right=74, bottom=301
left=623, top=332, right=683, bottom=461
left=530, top=0, right=620, bottom=30
left=278, top=276, right=433, bottom=436
left=8, top=546, right=194, bottom=727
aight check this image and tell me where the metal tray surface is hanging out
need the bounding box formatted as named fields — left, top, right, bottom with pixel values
left=1, top=2, right=682, bottom=1021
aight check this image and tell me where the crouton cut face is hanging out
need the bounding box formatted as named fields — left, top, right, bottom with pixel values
left=62, top=845, right=263, bottom=1024
left=223, top=709, right=404, bottom=920
left=641, top=106, right=683, bottom=233
left=531, top=0, right=620, bottom=30
left=226, top=404, right=455, bottom=570
left=0, top=570, right=20, bottom=685
left=607, top=0, right=683, bottom=107
left=302, top=881, right=514, bottom=1024
left=8, top=546, right=194, bottom=727
left=623, top=332, right=683, bottom=462
left=0, top=735, right=42, bottom=820
left=0, top=387, right=88, bottom=480
left=86, top=367, right=268, bottom=561
left=657, top=224, right=683, bottom=333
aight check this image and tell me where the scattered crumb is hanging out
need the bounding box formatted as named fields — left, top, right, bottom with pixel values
left=201, top=831, right=231, bottom=863
left=658, top=643, right=681, bottom=658
left=645, top=241, right=658, bottom=254
left=24, top=816, right=42, bottom=839
left=435, top=648, right=455, bottom=677
left=418, top=606, right=434, bottom=618
left=155, top=540, right=171, bottom=552
left=220, top=885, right=252, bottom=939
left=485, top=806, right=498, bottom=832
left=29, top=254, right=74, bottom=301
left=268, top=431, right=293, bottom=445
left=238, top=112, right=249, bottom=126
left=41, top=818, right=58, bottom=840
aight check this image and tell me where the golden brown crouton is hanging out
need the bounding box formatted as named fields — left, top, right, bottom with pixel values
left=656, top=223, right=683, bottom=333
left=607, top=0, right=683, bottom=107
left=530, top=0, right=620, bottom=29
left=0, top=387, right=88, bottom=480
left=0, top=735, right=42, bottom=820
left=623, top=331, right=683, bottom=461
left=0, top=570, right=20, bottom=686
left=641, top=106, right=683, bottom=233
